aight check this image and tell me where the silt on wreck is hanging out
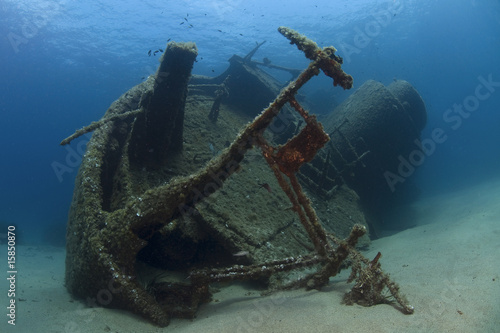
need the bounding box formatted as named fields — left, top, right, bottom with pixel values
left=62, top=27, right=422, bottom=326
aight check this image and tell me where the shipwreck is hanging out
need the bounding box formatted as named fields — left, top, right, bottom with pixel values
left=61, top=27, right=424, bottom=326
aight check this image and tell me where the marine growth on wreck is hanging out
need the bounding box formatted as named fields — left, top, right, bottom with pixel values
left=62, top=27, right=423, bottom=326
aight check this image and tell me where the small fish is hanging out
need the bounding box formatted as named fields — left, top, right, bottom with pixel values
left=148, top=49, right=151, bottom=56
left=180, top=21, right=184, bottom=25
left=159, top=48, right=163, bottom=52
left=153, top=50, right=159, bottom=56
left=209, top=143, right=218, bottom=156
left=184, top=17, right=188, bottom=21
left=259, top=183, right=272, bottom=193
left=167, top=38, right=171, bottom=42
left=217, top=29, right=222, bottom=32
left=233, top=251, right=249, bottom=257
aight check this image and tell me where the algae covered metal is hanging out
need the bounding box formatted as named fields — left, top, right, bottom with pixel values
left=62, top=27, right=414, bottom=326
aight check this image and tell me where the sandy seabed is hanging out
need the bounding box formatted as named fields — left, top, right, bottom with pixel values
left=2, top=178, right=500, bottom=333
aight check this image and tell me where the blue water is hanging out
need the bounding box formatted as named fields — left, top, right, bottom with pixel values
left=1, top=0, right=499, bottom=244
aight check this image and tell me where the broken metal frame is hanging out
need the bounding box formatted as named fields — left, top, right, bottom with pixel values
left=187, top=26, right=414, bottom=315
left=297, top=117, right=373, bottom=199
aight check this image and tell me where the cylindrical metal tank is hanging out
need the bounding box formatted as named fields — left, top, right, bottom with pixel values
left=300, top=79, right=426, bottom=206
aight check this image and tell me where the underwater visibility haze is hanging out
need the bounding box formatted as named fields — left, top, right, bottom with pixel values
left=0, top=0, right=500, bottom=332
